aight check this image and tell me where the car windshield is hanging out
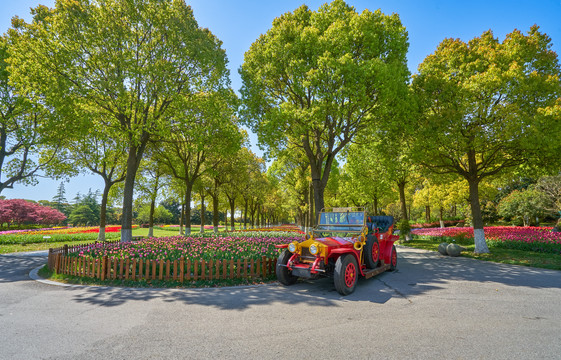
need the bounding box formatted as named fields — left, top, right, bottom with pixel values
left=314, top=210, right=364, bottom=235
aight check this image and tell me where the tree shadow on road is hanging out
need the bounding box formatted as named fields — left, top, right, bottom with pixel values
left=54, top=247, right=561, bottom=309
left=0, top=255, right=46, bottom=283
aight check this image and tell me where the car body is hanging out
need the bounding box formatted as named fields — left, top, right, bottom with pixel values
left=275, top=208, right=398, bottom=295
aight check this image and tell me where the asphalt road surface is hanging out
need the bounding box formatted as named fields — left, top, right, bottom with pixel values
left=1, top=247, right=560, bottom=360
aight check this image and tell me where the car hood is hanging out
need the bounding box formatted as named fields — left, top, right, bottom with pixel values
left=313, top=236, right=355, bottom=248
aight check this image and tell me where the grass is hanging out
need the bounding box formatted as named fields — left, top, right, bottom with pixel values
left=402, top=236, right=561, bottom=271
left=0, top=226, right=257, bottom=254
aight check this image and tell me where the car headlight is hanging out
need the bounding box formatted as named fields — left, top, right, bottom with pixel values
left=309, top=243, right=319, bottom=255
left=288, top=242, right=297, bottom=253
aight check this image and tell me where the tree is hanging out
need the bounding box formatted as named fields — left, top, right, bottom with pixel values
left=497, top=187, right=548, bottom=226
left=136, top=204, right=172, bottom=225
left=536, top=175, right=561, bottom=217
left=9, top=0, right=229, bottom=241
left=135, top=158, right=167, bottom=237
left=240, top=0, right=409, bottom=221
left=160, top=197, right=182, bottom=224
left=68, top=189, right=100, bottom=226
left=57, top=120, right=128, bottom=240
left=239, top=150, right=266, bottom=229
left=0, top=35, right=60, bottom=194
left=412, top=26, right=561, bottom=253
left=51, top=182, right=70, bottom=217
left=342, top=142, right=392, bottom=215
left=0, top=199, right=65, bottom=228
left=156, top=91, right=242, bottom=235
left=268, top=150, right=310, bottom=228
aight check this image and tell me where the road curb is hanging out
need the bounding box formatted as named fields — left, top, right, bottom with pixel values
left=28, top=264, right=280, bottom=291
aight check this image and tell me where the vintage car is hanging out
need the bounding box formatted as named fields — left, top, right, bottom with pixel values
left=275, top=208, right=398, bottom=295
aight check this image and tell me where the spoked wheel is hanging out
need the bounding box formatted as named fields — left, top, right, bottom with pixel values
left=276, top=249, right=298, bottom=285
left=364, top=234, right=380, bottom=269
left=389, top=244, right=398, bottom=271
left=334, top=254, right=358, bottom=295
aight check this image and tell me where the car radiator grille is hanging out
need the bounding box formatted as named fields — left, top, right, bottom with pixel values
left=300, top=247, right=316, bottom=262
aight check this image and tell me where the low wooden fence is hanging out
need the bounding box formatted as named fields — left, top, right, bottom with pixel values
left=47, top=243, right=277, bottom=282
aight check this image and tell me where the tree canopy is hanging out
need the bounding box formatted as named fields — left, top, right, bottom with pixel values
left=412, top=26, right=561, bottom=252
left=240, top=0, right=409, bottom=219
left=8, top=0, right=230, bottom=241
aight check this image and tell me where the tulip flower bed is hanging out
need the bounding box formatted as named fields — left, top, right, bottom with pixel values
left=0, top=226, right=126, bottom=245
left=233, top=225, right=304, bottom=234
left=47, top=233, right=304, bottom=286
left=71, top=234, right=300, bottom=261
left=412, top=226, right=561, bottom=255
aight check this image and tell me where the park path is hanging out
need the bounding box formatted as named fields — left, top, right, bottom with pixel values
left=1, top=247, right=560, bottom=359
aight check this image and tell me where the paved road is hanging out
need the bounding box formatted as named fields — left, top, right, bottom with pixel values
left=1, top=247, right=560, bottom=360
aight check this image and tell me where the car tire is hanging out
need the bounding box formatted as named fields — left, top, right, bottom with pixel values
left=276, top=249, right=298, bottom=285
left=334, top=254, right=358, bottom=295
left=364, top=234, right=380, bottom=269
left=389, top=245, right=397, bottom=271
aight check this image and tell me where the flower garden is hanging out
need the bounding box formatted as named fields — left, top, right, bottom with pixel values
left=44, top=226, right=304, bottom=286
left=0, top=225, right=128, bottom=245
left=412, top=226, right=561, bottom=255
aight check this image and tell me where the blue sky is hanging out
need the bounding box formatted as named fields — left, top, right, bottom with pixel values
left=1, top=0, right=560, bottom=202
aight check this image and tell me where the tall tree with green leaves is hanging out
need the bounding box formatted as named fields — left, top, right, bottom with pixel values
left=0, top=35, right=60, bottom=194
left=56, top=118, right=128, bottom=240
left=135, top=157, right=167, bottom=238
left=156, top=91, right=242, bottom=235
left=8, top=0, right=229, bottom=241
left=240, top=0, right=409, bottom=220
left=412, top=26, right=561, bottom=253
left=51, top=182, right=69, bottom=217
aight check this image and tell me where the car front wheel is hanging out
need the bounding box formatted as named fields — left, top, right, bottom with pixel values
left=276, top=249, right=298, bottom=285
left=334, top=254, right=358, bottom=295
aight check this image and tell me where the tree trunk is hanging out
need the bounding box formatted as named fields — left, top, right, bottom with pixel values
left=98, top=181, right=110, bottom=242
left=179, top=203, right=184, bottom=236
left=121, top=143, right=146, bottom=242
left=250, top=199, right=255, bottom=228
left=398, top=180, right=411, bottom=241
left=212, top=194, right=219, bottom=234
left=468, top=178, right=489, bottom=253
left=183, top=183, right=192, bottom=235
left=312, top=179, right=324, bottom=224
left=439, top=207, right=444, bottom=228
left=309, top=181, right=315, bottom=229
left=229, top=197, right=235, bottom=231
left=373, top=195, right=379, bottom=216
left=243, top=197, right=248, bottom=230
left=200, top=192, right=205, bottom=234
left=148, top=197, right=155, bottom=238
left=425, top=205, right=431, bottom=223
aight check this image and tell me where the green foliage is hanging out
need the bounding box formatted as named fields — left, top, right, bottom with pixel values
left=0, top=35, right=61, bottom=193
left=68, top=190, right=100, bottom=226
left=411, top=26, right=561, bottom=251
left=397, top=219, right=411, bottom=239
left=240, top=0, right=410, bottom=214
left=136, top=205, right=173, bottom=225
left=8, top=0, right=231, bottom=238
left=497, top=187, right=548, bottom=226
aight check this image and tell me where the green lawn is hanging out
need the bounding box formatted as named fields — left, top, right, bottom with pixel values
left=402, top=237, right=561, bottom=271
left=0, top=226, right=235, bottom=254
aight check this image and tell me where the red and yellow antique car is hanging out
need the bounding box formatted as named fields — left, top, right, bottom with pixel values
left=275, top=208, right=398, bottom=295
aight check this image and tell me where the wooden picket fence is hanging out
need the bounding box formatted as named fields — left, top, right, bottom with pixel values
left=47, top=243, right=277, bottom=282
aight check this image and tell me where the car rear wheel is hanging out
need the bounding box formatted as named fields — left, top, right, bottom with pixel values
left=389, top=245, right=397, bottom=271
left=364, top=234, right=380, bottom=269
left=334, top=254, right=358, bottom=295
left=276, top=249, right=298, bottom=285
